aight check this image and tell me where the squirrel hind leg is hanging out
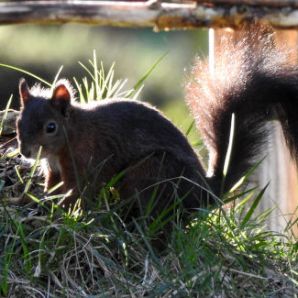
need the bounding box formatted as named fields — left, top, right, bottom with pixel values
left=117, top=151, right=209, bottom=220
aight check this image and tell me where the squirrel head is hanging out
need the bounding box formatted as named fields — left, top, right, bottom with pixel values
left=17, top=78, right=74, bottom=159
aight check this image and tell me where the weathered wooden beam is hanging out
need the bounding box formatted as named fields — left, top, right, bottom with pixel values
left=204, top=0, right=298, bottom=8
left=1, top=1, right=298, bottom=30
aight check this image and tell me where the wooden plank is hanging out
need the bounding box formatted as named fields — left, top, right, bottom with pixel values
left=266, top=31, right=298, bottom=235
left=203, top=0, right=298, bottom=8
left=1, top=1, right=298, bottom=30
left=253, top=31, right=298, bottom=235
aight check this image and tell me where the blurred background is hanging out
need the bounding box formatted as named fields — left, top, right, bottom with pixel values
left=0, top=25, right=208, bottom=143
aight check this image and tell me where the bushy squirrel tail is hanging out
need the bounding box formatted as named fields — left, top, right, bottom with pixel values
left=185, top=26, right=298, bottom=195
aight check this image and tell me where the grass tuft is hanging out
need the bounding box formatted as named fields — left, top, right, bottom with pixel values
left=1, top=187, right=297, bottom=297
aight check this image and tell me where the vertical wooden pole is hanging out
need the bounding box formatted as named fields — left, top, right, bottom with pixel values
left=210, top=28, right=298, bottom=234
left=262, top=31, right=298, bottom=235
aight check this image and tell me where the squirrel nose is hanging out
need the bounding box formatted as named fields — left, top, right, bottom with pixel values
left=20, top=145, right=31, bottom=158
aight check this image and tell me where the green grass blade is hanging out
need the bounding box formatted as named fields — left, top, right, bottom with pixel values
left=0, top=63, right=51, bottom=86
left=26, top=192, right=42, bottom=205
left=93, top=50, right=100, bottom=100
left=73, top=77, right=85, bottom=103
left=223, top=113, right=235, bottom=177
left=3, top=148, right=19, bottom=159
left=127, top=52, right=167, bottom=98
left=16, top=221, right=32, bottom=275
left=0, top=95, right=13, bottom=136
left=78, top=61, right=95, bottom=81
left=51, top=65, right=64, bottom=90
left=223, top=187, right=257, bottom=205
left=185, top=120, right=195, bottom=137
left=23, top=146, right=42, bottom=195
left=240, top=184, right=269, bottom=228
left=220, top=113, right=235, bottom=196
left=0, top=239, right=16, bottom=296
left=14, top=165, right=24, bottom=184
left=132, top=85, right=144, bottom=100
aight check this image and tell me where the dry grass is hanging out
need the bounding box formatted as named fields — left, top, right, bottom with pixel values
left=0, top=139, right=297, bottom=297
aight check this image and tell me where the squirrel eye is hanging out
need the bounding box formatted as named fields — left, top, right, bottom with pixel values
left=45, top=121, right=57, bottom=135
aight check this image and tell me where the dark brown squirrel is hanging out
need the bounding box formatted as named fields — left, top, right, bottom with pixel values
left=16, top=28, right=298, bottom=223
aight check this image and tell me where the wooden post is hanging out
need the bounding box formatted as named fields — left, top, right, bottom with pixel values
left=258, top=31, right=298, bottom=235
left=211, top=28, right=298, bottom=234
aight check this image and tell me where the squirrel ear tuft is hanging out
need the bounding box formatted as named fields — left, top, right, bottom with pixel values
left=19, top=78, right=30, bottom=106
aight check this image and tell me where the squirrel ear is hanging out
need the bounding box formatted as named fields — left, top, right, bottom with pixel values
left=19, top=78, right=30, bottom=106
left=51, top=81, right=72, bottom=116
left=52, top=83, right=71, bottom=103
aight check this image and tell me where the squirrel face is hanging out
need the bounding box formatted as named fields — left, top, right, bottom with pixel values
left=16, top=79, right=73, bottom=159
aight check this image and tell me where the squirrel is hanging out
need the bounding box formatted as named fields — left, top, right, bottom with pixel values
left=16, top=27, right=298, bottom=226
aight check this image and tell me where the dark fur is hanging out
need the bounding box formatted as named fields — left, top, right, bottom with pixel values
left=17, top=89, right=209, bottom=219
left=16, top=28, right=298, bottom=228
